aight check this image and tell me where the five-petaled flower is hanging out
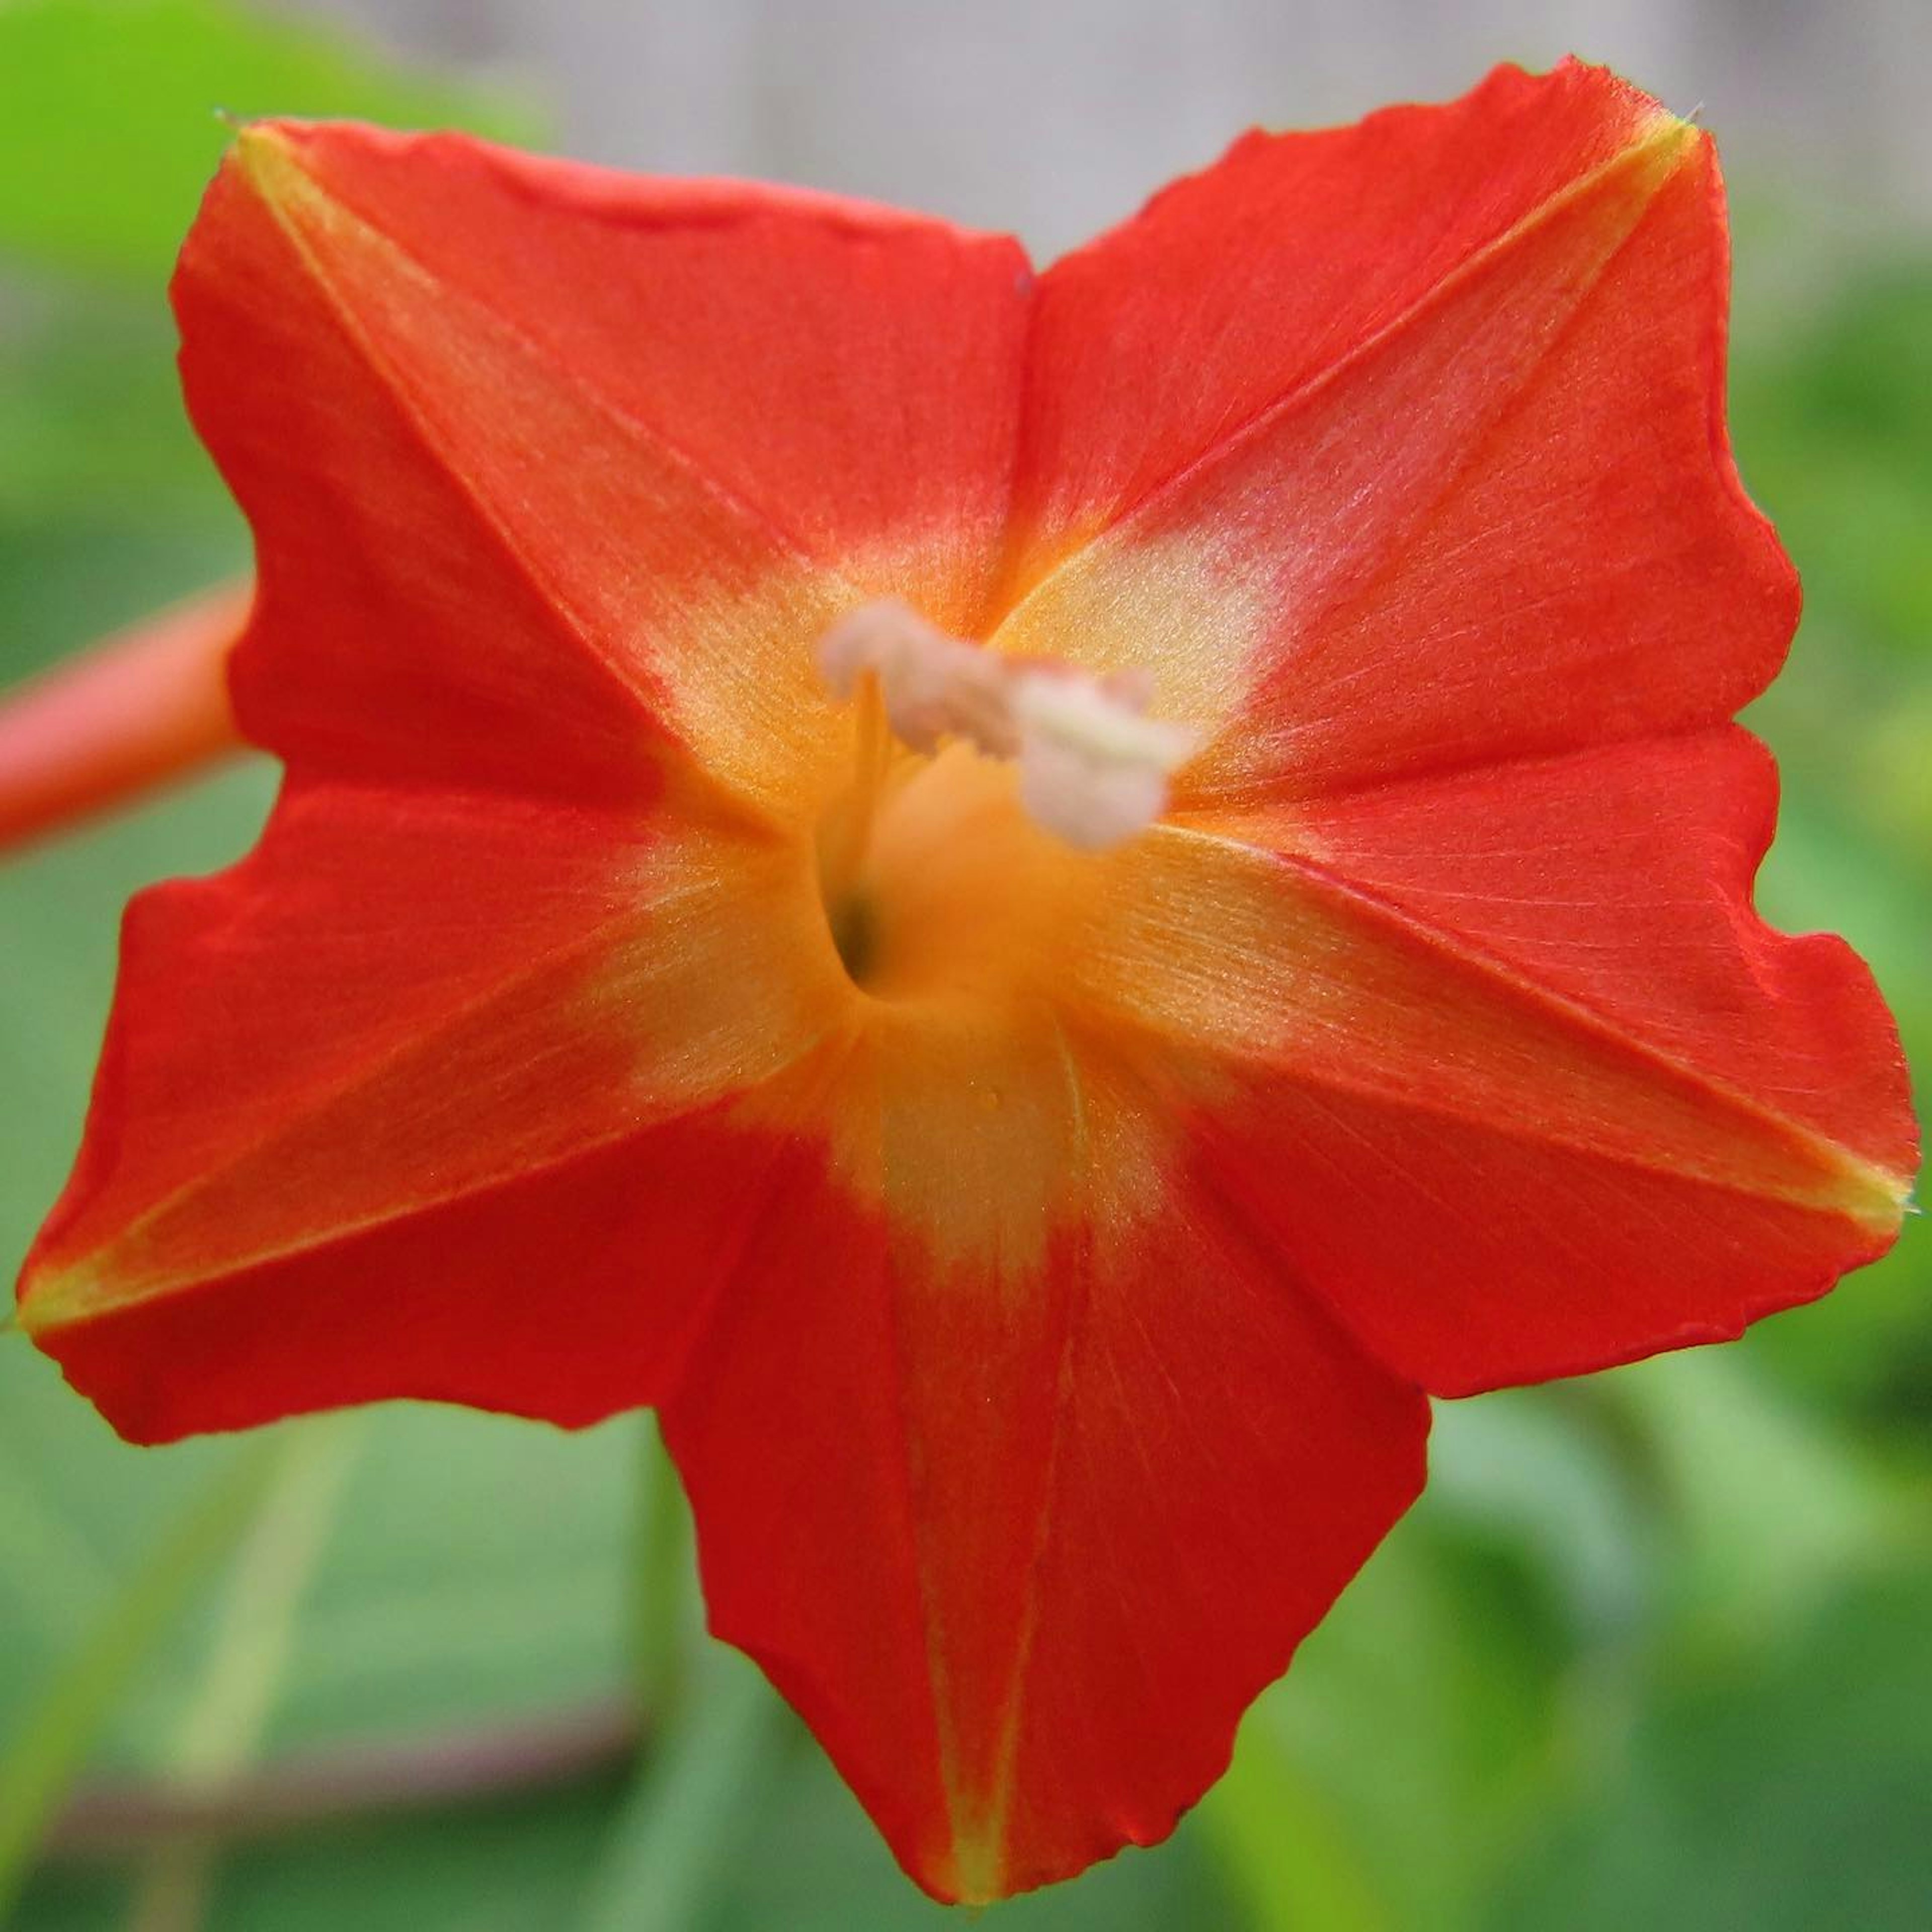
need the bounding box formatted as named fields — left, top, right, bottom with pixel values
left=13, top=57, right=1917, bottom=1905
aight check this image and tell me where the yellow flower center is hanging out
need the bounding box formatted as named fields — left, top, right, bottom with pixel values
left=811, top=602, right=1191, bottom=1006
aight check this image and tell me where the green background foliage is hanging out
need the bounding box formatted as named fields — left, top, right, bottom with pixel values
left=0, top=3, right=1925, bottom=1925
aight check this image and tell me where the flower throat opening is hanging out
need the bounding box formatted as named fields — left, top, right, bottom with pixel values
left=811, top=601, right=1193, bottom=999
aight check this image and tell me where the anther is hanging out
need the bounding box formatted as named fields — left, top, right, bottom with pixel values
left=816, top=601, right=1194, bottom=851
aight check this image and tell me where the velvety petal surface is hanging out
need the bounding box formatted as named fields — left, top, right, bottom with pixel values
left=175, top=121, right=1031, bottom=818
left=19, top=782, right=845, bottom=1437
left=979, top=55, right=1914, bottom=1395
left=1060, top=774, right=1913, bottom=1396
left=998, top=61, right=1794, bottom=806
left=663, top=1028, right=1427, bottom=1902
left=1009, top=58, right=1665, bottom=584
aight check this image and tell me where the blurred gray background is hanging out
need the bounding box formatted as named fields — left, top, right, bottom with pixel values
left=303, top=0, right=1928, bottom=258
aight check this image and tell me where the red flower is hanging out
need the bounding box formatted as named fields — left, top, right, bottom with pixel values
left=13, top=58, right=1916, bottom=1903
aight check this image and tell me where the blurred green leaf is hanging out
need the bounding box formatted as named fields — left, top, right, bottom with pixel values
left=578, top=1649, right=783, bottom=1932
left=630, top=1418, right=699, bottom=1726
left=119, top=1419, right=362, bottom=1932
left=151, top=1420, right=362, bottom=1785
left=1494, top=1560, right=1932, bottom=1932
left=27, top=1780, right=629, bottom=1932
left=706, top=1747, right=1236, bottom=1932
left=0, top=1438, right=278, bottom=1921
left=0, top=0, right=538, bottom=282
left=1198, top=1714, right=1390, bottom=1932
left=1598, top=1352, right=1903, bottom=1658
left=1201, top=1511, right=1562, bottom=1932
left=0, top=0, right=544, bottom=569
left=0, top=289, right=224, bottom=528
left=1427, top=1389, right=1654, bottom=1643
left=248, top=1404, right=637, bottom=1755
left=0, top=519, right=248, bottom=683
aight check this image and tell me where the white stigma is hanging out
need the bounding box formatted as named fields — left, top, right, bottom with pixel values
left=817, top=601, right=1195, bottom=851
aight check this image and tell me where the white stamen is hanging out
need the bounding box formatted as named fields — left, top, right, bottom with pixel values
left=816, top=600, right=1195, bottom=849
left=1011, top=673, right=1197, bottom=851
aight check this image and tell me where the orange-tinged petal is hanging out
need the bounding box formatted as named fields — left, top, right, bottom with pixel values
left=1280, top=729, right=1915, bottom=1185
left=1009, top=59, right=1665, bottom=582
left=998, top=64, right=1792, bottom=806
left=37, top=1110, right=812, bottom=1443
left=1179, top=1080, right=1904, bottom=1402
left=1185, top=731, right=1914, bottom=1393
left=177, top=122, right=1030, bottom=819
left=1055, top=748, right=1911, bottom=1395
left=18, top=780, right=846, bottom=1428
left=1072, top=835, right=1888, bottom=1227
left=664, top=1043, right=1426, bottom=1902
left=263, top=122, right=1029, bottom=637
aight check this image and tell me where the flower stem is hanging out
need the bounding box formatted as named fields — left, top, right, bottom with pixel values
left=46, top=1702, right=640, bottom=1858
left=0, top=579, right=253, bottom=854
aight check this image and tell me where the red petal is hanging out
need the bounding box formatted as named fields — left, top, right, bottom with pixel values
left=662, top=1046, right=1426, bottom=1901
left=1012, top=60, right=1662, bottom=577
left=176, top=123, right=1029, bottom=815
left=1287, top=729, right=1915, bottom=1183
left=38, top=1109, right=801, bottom=1444
left=1198, top=731, right=1915, bottom=1392
left=1067, top=756, right=1912, bottom=1397
left=1000, top=62, right=1793, bottom=800
left=19, top=781, right=841, bottom=1435
left=1187, top=1081, right=1904, bottom=1401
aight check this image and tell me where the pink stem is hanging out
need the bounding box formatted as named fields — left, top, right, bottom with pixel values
left=0, top=580, right=255, bottom=853
left=46, top=1700, right=643, bottom=1858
